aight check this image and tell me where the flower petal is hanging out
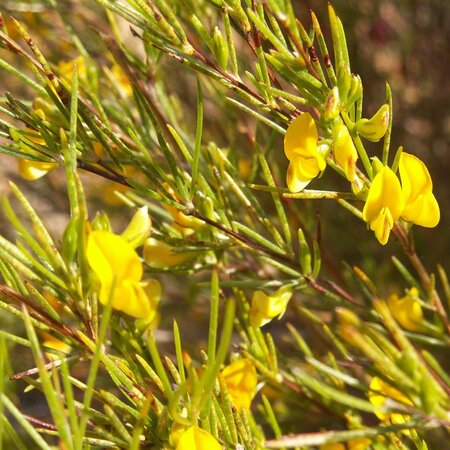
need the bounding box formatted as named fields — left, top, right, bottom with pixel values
left=362, top=167, right=403, bottom=225
left=284, top=113, right=318, bottom=161
left=176, top=427, right=222, bottom=450
left=355, top=104, right=389, bottom=142
left=286, top=160, right=312, bottom=193
left=144, top=238, right=194, bottom=268
left=333, top=124, right=358, bottom=181
left=126, top=280, right=157, bottom=318
left=250, top=286, right=292, bottom=327
left=387, top=288, right=423, bottom=332
left=399, top=152, right=433, bottom=204
left=87, top=231, right=142, bottom=288
left=221, top=359, right=257, bottom=411
left=18, top=159, right=57, bottom=180
left=399, top=153, right=440, bottom=227
left=369, top=207, right=393, bottom=245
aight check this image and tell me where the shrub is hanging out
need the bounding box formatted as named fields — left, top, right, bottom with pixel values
left=0, top=1, right=448, bottom=449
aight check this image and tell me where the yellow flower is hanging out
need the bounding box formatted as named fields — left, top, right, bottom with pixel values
left=22, top=108, right=47, bottom=146
left=176, top=426, right=221, bottom=450
left=320, top=438, right=371, bottom=450
left=356, top=104, right=389, bottom=142
left=249, top=286, right=293, bottom=327
left=387, top=287, right=424, bottom=332
left=362, top=166, right=404, bottom=245
left=110, top=64, right=133, bottom=97
left=333, top=123, right=358, bottom=181
left=399, top=152, right=440, bottom=228
left=143, top=238, right=194, bottom=269
left=18, top=159, right=57, bottom=180
left=58, top=55, right=88, bottom=86
left=42, top=333, right=71, bottom=361
left=121, top=206, right=152, bottom=248
left=17, top=109, right=58, bottom=180
left=284, top=113, right=326, bottom=192
left=221, top=359, right=257, bottom=411
left=165, top=204, right=204, bottom=232
left=368, top=376, right=412, bottom=423
left=86, top=231, right=160, bottom=319
left=162, top=183, right=204, bottom=233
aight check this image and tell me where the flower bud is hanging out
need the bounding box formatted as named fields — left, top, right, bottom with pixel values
left=121, top=206, right=152, bottom=248
left=61, top=218, right=78, bottom=264
left=144, top=238, right=194, bottom=269
left=91, top=211, right=111, bottom=232
left=371, top=156, right=384, bottom=177
left=323, top=86, right=340, bottom=121
left=387, top=288, right=424, bottom=332
left=333, top=122, right=358, bottom=181
left=356, top=104, right=389, bottom=142
left=345, top=74, right=362, bottom=107
left=18, top=159, right=58, bottom=180
left=336, top=307, right=361, bottom=328
left=351, top=176, right=367, bottom=199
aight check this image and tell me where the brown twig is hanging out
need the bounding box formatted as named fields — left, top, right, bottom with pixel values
left=0, top=284, right=89, bottom=349
left=10, top=355, right=82, bottom=381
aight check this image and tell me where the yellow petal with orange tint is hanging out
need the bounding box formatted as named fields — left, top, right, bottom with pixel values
left=221, top=359, right=257, bottom=411
left=176, top=427, right=222, bottom=450
left=18, top=159, right=57, bottom=180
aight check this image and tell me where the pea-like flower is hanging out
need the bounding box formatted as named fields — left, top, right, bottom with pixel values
left=162, top=183, right=204, bottom=234
left=143, top=238, right=195, bottom=269
left=18, top=159, right=58, bottom=180
left=249, top=286, right=293, bottom=327
left=387, top=287, right=424, bottom=332
left=58, top=55, right=88, bottom=86
left=368, top=376, right=412, bottom=424
left=333, top=123, right=358, bottom=181
left=399, top=152, right=440, bottom=228
left=121, top=206, right=153, bottom=248
left=221, top=359, right=257, bottom=411
left=284, top=113, right=326, bottom=192
left=362, top=166, right=404, bottom=245
left=87, top=231, right=160, bottom=320
left=42, top=333, right=71, bottom=361
left=176, top=426, right=221, bottom=450
left=109, top=64, right=133, bottom=97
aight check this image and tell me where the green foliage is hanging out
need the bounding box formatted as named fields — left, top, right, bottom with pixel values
left=0, top=1, right=448, bottom=449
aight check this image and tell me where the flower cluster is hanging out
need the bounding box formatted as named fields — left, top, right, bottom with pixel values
left=284, top=111, right=439, bottom=245
left=363, top=152, right=439, bottom=244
